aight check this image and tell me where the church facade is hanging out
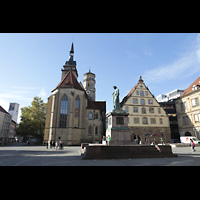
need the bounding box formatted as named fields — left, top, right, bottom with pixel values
left=43, top=43, right=106, bottom=146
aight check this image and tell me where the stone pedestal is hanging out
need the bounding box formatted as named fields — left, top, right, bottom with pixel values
left=106, top=109, right=131, bottom=145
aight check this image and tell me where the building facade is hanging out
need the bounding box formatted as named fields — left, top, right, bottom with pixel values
left=159, top=101, right=180, bottom=143
left=8, top=103, right=19, bottom=123
left=8, top=120, right=17, bottom=142
left=175, top=76, right=200, bottom=138
left=0, top=105, right=11, bottom=145
left=43, top=43, right=106, bottom=146
left=120, top=76, right=171, bottom=144
left=157, top=89, right=184, bottom=102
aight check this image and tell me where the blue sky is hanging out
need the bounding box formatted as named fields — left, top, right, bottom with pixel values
left=1, top=33, right=200, bottom=123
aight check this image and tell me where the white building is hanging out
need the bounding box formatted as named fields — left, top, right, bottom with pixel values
left=157, top=89, right=185, bottom=102
left=8, top=103, right=19, bottom=123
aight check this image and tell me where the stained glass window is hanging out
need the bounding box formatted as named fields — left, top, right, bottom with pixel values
left=59, top=95, right=68, bottom=128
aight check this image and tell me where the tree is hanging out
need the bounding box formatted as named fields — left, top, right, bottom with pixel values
left=17, top=96, right=47, bottom=142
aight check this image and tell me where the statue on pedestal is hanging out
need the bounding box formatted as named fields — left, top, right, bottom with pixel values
left=112, top=86, right=122, bottom=111
left=106, top=86, right=131, bottom=145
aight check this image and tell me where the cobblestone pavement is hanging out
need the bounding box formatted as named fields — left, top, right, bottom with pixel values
left=0, top=144, right=200, bottom=166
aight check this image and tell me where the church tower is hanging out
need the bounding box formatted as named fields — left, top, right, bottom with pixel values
left=83, top=69, right=96, bottom=101
left=44, top=43, right=106, bottom=146
left=61, top=43, right=78, bottom=80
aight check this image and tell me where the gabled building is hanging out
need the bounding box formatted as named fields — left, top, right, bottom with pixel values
left=175, top=75, right=200, bottom=138
left=120, top=76, right=171, bottom=144
left=43, top=43, right=106, bottom=145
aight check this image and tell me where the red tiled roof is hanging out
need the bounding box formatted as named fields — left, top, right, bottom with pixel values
left=120, top=83, right=138, bottom=107
left=52, top=70, right=84, bottom=92
left=180, top=76, right=200, bottom=97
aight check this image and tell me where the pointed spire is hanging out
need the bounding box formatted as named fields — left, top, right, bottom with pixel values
left=68, top=42, right=74, bottom=62
left=70, top=42, right=74, bottom=54
left=63, top=43, right=78, bottom=78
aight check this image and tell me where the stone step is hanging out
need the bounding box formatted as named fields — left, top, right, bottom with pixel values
left=83, top=154, right=177, bottom=160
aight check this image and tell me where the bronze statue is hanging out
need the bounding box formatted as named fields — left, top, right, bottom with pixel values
left=113, top=86, right=122, bottom=110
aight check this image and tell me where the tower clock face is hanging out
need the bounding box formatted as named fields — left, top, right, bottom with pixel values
left=86, top=90, right=91, bottom=95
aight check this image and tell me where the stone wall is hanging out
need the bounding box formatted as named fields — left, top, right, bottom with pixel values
left=129, top=126, right=171, bottom=144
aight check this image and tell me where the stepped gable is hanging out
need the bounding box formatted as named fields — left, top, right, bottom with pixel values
left=52, top=70, right=84, bottom=92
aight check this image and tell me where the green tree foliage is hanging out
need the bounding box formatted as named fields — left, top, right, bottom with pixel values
left=17, top=97, right=47, bottom=141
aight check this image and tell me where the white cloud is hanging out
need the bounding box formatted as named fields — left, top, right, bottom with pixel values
left=0, top=86, right=38, bottom=123
left=143, top=34, right=200, bottom=83
left=0, top=99, right=9, bottom=112
left=38, top=88, right=47, bottom=100
left=144, top=49, right=153, bottom=56
left=125, top=50, right=138, bottom=59
left=0, top=86, right=48, bottom=123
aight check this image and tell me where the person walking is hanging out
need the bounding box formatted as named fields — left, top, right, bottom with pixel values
left=107, top=135, right=111, bottom=145
left=50, top=140, right=52, bottom=148
left=59, top=140, right=63, bottom=150
left=46, top=141, right=48, bottom=149
left=55, top=141, right=58, bottom=151
left=190, top=139, right=196, bottom=152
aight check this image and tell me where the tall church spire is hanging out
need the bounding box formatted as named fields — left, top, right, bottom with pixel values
left=61, top=43, right=78, bottom=80
left=70, top=42, right=74, bottom=55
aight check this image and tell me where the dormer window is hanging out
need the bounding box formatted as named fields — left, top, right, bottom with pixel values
left=192, top=85, right=200, bottom=91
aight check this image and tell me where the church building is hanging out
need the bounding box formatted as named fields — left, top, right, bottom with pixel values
left=43, top=43, right=106, bottom=146
left=120, top=76, right=171, bottom=144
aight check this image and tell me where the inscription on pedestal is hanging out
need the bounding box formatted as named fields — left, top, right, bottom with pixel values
left=116, top=117, right=124, bottom=125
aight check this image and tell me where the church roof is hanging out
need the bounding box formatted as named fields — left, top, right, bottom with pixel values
left=180, top=76, right=200, bottom=97
left=52, top=70, right=84, bottom=92
left=87, top=99, right=106, bottom=112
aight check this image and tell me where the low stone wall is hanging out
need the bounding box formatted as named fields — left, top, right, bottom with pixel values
left=82, top=144, right=177, bottom=159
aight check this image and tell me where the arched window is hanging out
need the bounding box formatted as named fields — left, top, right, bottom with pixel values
left=59, top=95, right=68, bottom=128
left=140, top=91, right=144, bottom=96
left=141, top=108, right=146, bottom=114
left=142, top=117, right=148, bottom=124
left=95, top=126, right=98, bottom=135
left=141, top=99, right=145, bottom=105
left=74, top=96, right=80, bottom=127
left=88, top=125, right=92, bottom=135
left=89, top=112, right=93, bottom=120
left=185, top=132, right=192, bottom=136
